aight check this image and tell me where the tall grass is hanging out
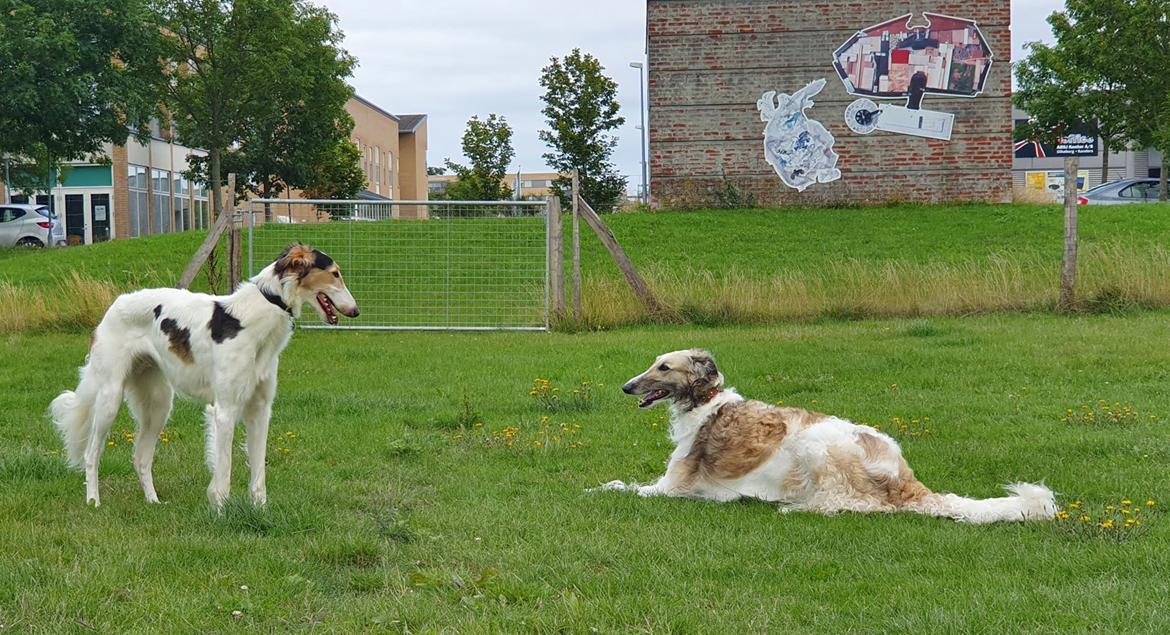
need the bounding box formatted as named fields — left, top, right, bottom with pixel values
left=575, top=243, right=1170, bottom=328
left=0, top=272, right=119, bottom=333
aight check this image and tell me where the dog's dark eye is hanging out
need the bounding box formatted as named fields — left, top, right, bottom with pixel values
left=658, top=364, right=670, bottom=371
left=332, top=271, right=340, bottom=278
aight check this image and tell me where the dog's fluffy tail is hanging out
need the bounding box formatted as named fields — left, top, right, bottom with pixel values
left=910, top=482, right=1057, bottom=524
left=49, top=363, right=102, bottom=469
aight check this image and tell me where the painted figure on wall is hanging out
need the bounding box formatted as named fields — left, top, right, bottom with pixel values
left=833, top=13, right=994, bottom=141
left=757, top=79, right=841, bottom=192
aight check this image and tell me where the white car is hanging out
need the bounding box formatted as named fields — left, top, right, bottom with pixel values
left=0, top=204, right=66, bottom=247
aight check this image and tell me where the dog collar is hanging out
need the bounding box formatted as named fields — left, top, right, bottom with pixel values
left=699, top=387, right=722, bottom=404
left=261, top=288, right=293, bottom=316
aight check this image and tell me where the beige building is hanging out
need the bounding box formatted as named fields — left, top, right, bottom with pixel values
left=428, top=171, right=563, bottom=199
left=0, top=95, right=428, bottom=242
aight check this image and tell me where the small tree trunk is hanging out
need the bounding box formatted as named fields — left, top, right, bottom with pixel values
left=1161, top=155, right=1169, bottom=202
left=1059, top=157, right=1079, bottom=311
left=205, top=147, right=224, bottom=293
left=1100, top=137, right=1110, bottom=186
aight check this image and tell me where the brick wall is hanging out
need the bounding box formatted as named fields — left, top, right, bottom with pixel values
left=647, top=0, right=1013, bottom=207
left=111, top=144, right=130, bottom=238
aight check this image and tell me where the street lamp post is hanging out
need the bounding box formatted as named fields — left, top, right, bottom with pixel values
left=629, top=61, right=648, bottom=205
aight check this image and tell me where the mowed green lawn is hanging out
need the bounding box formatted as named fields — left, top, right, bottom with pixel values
left=2, top=313, right=1168, bottom=632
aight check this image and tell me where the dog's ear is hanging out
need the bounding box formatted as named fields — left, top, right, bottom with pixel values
left=273, top=243, right=315, bottom=278
left=687, top=349, right=720, bottom=391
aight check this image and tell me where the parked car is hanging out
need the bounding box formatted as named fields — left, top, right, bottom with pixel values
left=0, top=204, right=66, bottom=247
left=1077, top=178, right=1164, bottom=205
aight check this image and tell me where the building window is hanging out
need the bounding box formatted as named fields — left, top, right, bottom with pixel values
left=152, top=168, right=171, bottom=234
left=374, top=145, right=381, bottom=189
left=173, top=174, right=191, bottom=232
left=128, top=164, right=149, bottom=237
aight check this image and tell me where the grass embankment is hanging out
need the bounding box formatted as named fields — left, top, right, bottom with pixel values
left=5, top=203, right=1170, bottom=332
left=2, top=315, right=1168, bottom=631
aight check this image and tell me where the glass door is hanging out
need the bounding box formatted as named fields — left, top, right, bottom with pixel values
left=91, top=194, right=111, bottom=242
left=65, top=194, right=85, bottom=245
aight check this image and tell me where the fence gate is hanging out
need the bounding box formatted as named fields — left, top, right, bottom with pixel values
left=245, top=199, right=549, bottom=330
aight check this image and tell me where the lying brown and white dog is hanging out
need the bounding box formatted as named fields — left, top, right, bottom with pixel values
left=599, top=349, right=1057, bottom=523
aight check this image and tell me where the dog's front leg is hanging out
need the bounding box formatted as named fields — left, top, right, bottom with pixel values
left=243, top=377, right=276, bottom=507
left=206, top=402, right=242, bottom=510
left=636, top=457, right=699, bottom=497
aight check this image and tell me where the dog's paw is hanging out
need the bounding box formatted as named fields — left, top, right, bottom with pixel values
left=588, top=479, right=632, bottom=493
left=636, top=485, right=660, bottom=497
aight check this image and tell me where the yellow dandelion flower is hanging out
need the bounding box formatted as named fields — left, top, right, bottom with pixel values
left=1068, top=501, right=1081, bottom=510
left=1122, top=499, right=1132, bottom=506
left=1146, top=500, right=1156, bottom=507
left=1079, top=515, right=1090, bottom=522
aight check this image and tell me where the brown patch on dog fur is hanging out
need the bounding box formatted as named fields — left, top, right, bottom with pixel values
left=159, top=318, right=195, bottom=364
left=273, top=244, right=318, bottom=279
left=687, top=400, right=791, bottom=480
left=825, top=433, right=932, bottom=508
left=89, top=330, right=97, bottom=350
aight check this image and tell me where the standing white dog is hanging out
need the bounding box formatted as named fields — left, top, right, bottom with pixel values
left=602, top=349, right=1057, bottom=523
left=50, top=243, right=359, bottom=508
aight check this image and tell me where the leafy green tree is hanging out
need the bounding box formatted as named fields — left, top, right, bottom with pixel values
left=0, top=0, right=162, bottom=193
left=1119, top=0, right=1170, bottom=199
left=427, top=166, right=447, bottom=176
left=539, top=49, right=627, bottom=212
left=443, top=114, right=514, bottom=201
left=185, top=0, right=359, bottom=213
left=300, top=138, right=365, bottom=200
left=1014, top=0, right=1132, bottom=189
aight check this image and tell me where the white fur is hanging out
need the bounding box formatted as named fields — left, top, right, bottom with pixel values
left=601, top=390, right=1056, bottom=524
left=49, top=257, right=355, bottom=508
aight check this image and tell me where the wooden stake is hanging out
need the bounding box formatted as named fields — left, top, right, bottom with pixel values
left=571, top=169, right=582, bottom=321
left=548, top=195, right=565, bottom=316
left=576, top=194, right=670, bottom=319
left=1059, top=156, right=1079, bottom=311
left=178, top=173, right=237, bottom=290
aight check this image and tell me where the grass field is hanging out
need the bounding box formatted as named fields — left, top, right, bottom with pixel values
left=7, top=203, right=1170, bottom=331
left=2, top=313, right=1169, bottom=632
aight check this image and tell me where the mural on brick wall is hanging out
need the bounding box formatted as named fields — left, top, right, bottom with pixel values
left=833, top=13, right=994, bottom=141
left=756, top=79, right=841, bottom=192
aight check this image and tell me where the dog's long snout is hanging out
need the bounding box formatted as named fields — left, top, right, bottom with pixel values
left=622, top=379, right=639, bottom=394
left=345, top=306, right=360, bottom=318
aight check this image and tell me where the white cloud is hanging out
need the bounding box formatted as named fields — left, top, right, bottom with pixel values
left=326, top=0, right=647, bottom=188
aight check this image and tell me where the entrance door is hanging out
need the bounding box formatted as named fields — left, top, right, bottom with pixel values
left=65, top=194, right=85, bottom=245
left=91, top=194, right=111, bottom=242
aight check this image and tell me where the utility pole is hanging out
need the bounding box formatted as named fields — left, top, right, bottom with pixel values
left=629, top=61, right=648, bottom=205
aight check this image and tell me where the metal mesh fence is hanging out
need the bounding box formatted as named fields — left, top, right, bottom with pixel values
left=245, top=199, right=549, bottom=330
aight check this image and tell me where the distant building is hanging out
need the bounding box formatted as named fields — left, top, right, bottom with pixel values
left=428, top=171, right=564, bottom=199
left=1012, top=106, right=1163, bottom=199
left=0, top=95, right=427, bottom=243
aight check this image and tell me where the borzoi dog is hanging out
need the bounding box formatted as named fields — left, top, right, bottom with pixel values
left=601, top=349, right=1057, bottom=523
left=50, top=243, right=359, bottom=508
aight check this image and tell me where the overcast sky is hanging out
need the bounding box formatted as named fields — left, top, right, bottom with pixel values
left=326, top=0, right=1065, bottom=188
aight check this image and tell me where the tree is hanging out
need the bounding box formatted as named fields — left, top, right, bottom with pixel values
left=0, top=0, right=162, bottom=194
left=443, top=114, right=514, bottom=201
left=300, top=138, right=365, bottom=200
left=427, top=166, right=447, bottom=176
left=1013, top=0, right=1153, bottom=309
left=184, top=0, right=359, bottom=214
left=539, top=49, right=627, bottom=212
left=1015, top=0, right=1132, bottom=190
left=1119, top=0, right=1170, bottom=200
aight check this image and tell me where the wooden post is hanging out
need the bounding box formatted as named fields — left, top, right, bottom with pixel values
left=227, top=175, right=242, bottom=292
left=576, top=194, right=670, bottom=319
left=177, top=202, right=233, bottom=289
left=1059, top=156, right=1079, bottom=310
left=571, top=169, right=582, bottom=321
left=547, top=195, right=565, bottom=316
left=177, top=173, right=237, bottom=291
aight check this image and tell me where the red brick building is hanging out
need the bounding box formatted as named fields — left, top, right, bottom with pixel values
left=646, top=0, right=1012, bottom=207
